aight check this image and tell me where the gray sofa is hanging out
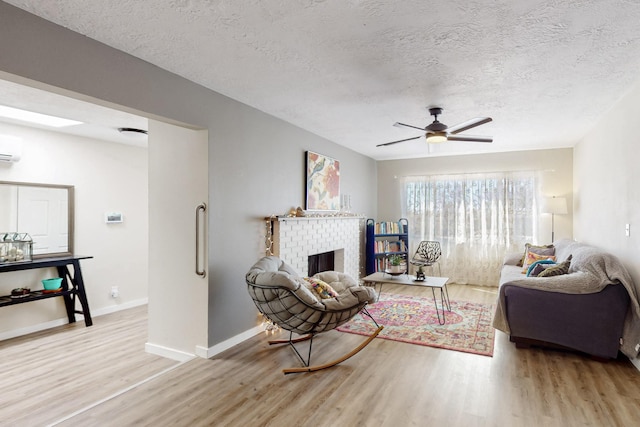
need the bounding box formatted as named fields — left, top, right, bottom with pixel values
left=493, top=239, right=640, bottom=360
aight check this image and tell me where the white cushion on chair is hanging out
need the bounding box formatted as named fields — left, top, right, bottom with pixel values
left=313, top=271, right=377, bottom=309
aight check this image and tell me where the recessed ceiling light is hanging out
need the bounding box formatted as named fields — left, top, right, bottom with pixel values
left=118, top=127, right=148, bottom=138
left=0, top=105, right=83, bottom=128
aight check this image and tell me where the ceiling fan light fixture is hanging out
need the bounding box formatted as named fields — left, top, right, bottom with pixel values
left=426, top=131, right=447, bottom=143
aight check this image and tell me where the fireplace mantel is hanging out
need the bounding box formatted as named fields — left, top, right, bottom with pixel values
left=272, top=215, right=365, bottom=222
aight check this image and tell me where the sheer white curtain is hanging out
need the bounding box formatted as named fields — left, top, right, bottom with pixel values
left=401, top=171, right=539, bottom=286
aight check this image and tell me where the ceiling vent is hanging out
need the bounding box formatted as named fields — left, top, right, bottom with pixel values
left=0, top=135, right=22, bottom=163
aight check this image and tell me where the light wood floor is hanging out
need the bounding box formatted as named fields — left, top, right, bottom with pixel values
left=2, top=284, right=640, bottom=426
left=0, top=306, right=179, bottom=427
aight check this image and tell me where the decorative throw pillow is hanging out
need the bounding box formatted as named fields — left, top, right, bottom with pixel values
left=304, top=277, right=338, bottom=299
left=529, top=263, right=554, bottom=277
left=526, top=259, right=557, bottom=277
left=522, top=252, right=556, bottom=273
left=537, top=255, right=573, bottom=277
left=518, top=243, right=555, bottom=266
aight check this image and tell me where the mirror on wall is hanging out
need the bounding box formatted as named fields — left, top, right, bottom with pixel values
left=0, top=181, right=74, bottom=257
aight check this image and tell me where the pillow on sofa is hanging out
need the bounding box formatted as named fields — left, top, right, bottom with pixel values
left=537, top=255, right=573, bottom=277
left=304, top=277, right=338, bottom=299
left=526, top=259, right=557, bottom=277
left=517, top=243, right=555, bottom=266
left=529, top=263, right=553, bottom=277
left=522, top=252, right=557, bottom=273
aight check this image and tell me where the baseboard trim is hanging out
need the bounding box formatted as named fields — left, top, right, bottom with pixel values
left=146, top=325, right=264, bottom=361
left=0, top=298, right=149, bottom=342
left=91, top=298, right=149, bottom=317
left=200, top=325, right=264, bottom=359
left=0, top=317, right=71, bottom=341
left=144, top=342, right=196, bottom=362
left=0, top=299, right=263, bottom=364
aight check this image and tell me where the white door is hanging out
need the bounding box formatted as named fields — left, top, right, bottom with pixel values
left=17, top=186, right=68, bottom=254
left=146, top=119, right=209, bottom=360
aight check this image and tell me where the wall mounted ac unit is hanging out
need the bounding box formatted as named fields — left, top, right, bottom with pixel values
left=0, top=135, right=22, bottom=163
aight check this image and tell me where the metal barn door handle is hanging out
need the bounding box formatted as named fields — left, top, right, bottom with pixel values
left=195, top=202, right=207, bottom=278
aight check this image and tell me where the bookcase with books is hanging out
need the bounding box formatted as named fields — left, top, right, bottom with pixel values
left=365, top=218, right=409, bottom=275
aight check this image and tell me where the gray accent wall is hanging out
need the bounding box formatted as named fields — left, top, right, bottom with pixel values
left=0, top=3, right=377, bottom=346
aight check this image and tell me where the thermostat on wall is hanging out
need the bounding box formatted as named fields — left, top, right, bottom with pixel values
left=105, top=212, right=123, bottom=223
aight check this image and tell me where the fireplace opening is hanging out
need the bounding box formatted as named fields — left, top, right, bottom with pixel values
left=308, top=250, right=335, bottom=277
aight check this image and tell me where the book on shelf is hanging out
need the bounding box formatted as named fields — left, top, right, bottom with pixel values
left=374, top=239, right=407, bottom=254
left=374, top=220, right=406, bottom=235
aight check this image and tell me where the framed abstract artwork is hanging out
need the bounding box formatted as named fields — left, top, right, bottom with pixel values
left=305, top=151, right=340, bottom=211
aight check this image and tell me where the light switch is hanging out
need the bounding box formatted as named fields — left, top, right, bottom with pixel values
left=625, top=224, right=630, bottom=237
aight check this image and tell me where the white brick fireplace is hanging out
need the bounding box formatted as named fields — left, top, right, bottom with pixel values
left=269, top=216, right=364, bottom=279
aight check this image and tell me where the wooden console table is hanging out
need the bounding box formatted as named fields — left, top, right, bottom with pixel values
left=0, top=255, right=93, bottom=327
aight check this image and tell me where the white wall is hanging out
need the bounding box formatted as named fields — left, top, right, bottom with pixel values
left=0, top=123, right=148, bottom=336
left=376, top=148, right=574, bottom=245
left=574, top=82, right=640, bottom=282
left=574, top=82, right=640, bottom=372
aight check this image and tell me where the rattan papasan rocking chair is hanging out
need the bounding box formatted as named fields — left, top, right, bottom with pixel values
left=246, top=256, right=382, bottom=374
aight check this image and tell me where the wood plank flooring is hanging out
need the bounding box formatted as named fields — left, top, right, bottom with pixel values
left=2, top=284, right=640, bottom=426
left=0, top=306, right=178, bottom=427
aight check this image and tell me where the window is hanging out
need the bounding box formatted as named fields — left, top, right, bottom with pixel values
left=402, top=171, right=539, bottom=286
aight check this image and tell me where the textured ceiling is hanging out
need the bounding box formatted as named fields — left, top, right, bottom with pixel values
left=4, top=0, right=640, bottom=160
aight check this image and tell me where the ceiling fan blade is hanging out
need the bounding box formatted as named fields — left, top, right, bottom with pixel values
left=447, top=134, right=493, bottom=143
left=376, top=136, right=422, bottom=147
left=393, top=122, right=425, bottom=131
left=447, top=117, right=492, bottom=134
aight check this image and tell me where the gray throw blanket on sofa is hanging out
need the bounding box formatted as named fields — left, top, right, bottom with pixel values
left=493, top=239, right=640, bottom=359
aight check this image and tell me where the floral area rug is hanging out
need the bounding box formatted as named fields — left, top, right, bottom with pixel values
left=337, top=293, right=496, bottom=356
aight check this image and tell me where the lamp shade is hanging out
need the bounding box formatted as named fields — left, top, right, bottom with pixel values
left=542, top=197, right=568, bottom=215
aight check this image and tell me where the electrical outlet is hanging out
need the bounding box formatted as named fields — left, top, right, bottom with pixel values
left=110, top=286, right=119, bottom=298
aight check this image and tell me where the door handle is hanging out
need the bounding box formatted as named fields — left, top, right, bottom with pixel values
left=195, top=202, right=207, bottom=278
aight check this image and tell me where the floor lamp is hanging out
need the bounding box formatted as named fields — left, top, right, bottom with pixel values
left=543, top=197, right=568, bottom=243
